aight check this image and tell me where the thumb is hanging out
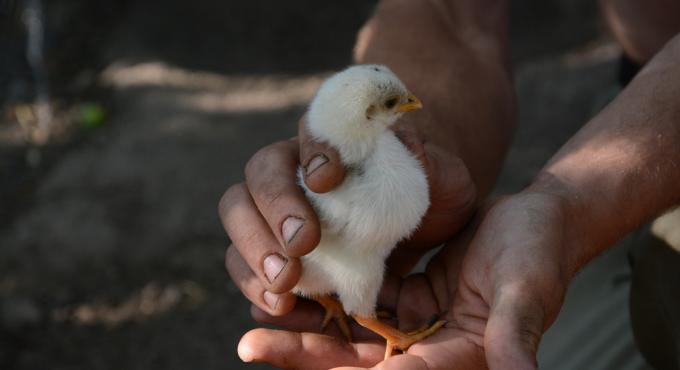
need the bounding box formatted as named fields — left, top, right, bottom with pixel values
left=484, top=285, right=545, bottom=370
left=394, top=125, right=477, bottom=249
left=298, top=117, right=346, bottom=193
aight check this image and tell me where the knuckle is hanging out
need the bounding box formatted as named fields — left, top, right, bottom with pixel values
left=225, top=245, right=238, bottom=270
left=245, top=146, right=272, bottom=178
left=227, top=215, right=269, bottom=258
left=240, top=227, right=265, bottom=252
left=218, top=183, right=248, bottom=215
left=245, top=141, right=290, bottom=179
left=517, top=325, right=541, bottom=354
left=245, top=143, right=298, bottom=208
left=260, top=185, right=285, bottom=208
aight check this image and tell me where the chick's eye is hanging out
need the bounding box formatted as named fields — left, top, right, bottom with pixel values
left=384, top=97, right=398, bottom=109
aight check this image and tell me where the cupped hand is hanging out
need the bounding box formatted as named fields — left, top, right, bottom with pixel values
left=219, top=117, right=477, bottom=317
left=236, top=191, right=576, bottom=370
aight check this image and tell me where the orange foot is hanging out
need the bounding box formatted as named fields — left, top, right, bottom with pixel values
left=353, top=314, right=446, bottom=360
left=312, top=295, right=353, bottom=342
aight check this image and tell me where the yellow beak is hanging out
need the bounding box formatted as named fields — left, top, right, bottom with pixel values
left=396, top=93, right=423, bottom=113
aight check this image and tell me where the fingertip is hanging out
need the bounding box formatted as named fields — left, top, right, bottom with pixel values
left=265, top=256, right=302, bottom=294
left=302, top=150, right=346, bottom=193
left=224, top=244, right=298, bottom=316
left=250, top=304, right=270, bottom=321
left=239, top=328, right=286, bottom=363
left=251, top=292, right=297, bottom=318
left=237, top=329, right=259, bottom=362
left=276, top=292, right=298, bottom=315
left=283, top=215, right=321, bottom=257
left=299, top=119, right=346, bottom=193
left=237, top=328, right=306, bottom=368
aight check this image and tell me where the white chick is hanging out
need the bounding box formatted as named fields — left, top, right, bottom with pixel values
left=294, top=65, right=445, bottom=358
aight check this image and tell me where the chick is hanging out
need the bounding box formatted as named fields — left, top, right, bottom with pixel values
left=294, top=65, right=445, bottom=358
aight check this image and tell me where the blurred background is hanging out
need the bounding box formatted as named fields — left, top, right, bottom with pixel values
left=0, top=0, right=652, bottom=369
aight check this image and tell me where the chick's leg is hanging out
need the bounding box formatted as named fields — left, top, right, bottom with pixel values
left=406, top=314, right=447, bottom=336
left=352, top=315, right=446, bottom=359
left=312, top=295, right=353, bottom=342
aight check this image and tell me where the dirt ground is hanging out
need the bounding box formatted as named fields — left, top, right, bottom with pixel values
left=0, top=1, right=649, bottom=369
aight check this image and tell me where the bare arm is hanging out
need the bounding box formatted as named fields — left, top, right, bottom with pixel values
left=531, top=33, right=680, bottom=277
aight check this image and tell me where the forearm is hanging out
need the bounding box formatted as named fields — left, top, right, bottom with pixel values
left=354, top=0, right=515, bottom=196
left=531, top=34, right=680, bottom=276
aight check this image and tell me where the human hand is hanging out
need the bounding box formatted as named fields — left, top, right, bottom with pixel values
left=220, top=0, right=514, bottom=323
left=220, top=116, right=477, bottom=317
left=236, top=191, right=577, bottom=370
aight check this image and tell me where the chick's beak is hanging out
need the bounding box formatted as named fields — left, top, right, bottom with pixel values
left=396, top=93, right=423, bottom=113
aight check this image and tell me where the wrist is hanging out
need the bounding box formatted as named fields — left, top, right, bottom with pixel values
left=526, top=36, right=680, bottom=277
left=523, top=174, right=594, bottom=280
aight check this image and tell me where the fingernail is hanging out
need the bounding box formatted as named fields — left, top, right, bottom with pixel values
left=282, top=216, right=304, bottom=245
left=263, top=253, right=287, bottom=283
left=305, top=154, right=328, bottom=175
left=263, top=291, right=280, bottom=310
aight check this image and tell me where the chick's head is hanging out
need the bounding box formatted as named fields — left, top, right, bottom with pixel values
left=307, top=65, right=422, bottom=154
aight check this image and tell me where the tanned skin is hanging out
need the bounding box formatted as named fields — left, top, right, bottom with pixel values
left=221, top=0, right=680, bottom=368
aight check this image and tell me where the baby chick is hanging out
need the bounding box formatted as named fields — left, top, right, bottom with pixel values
left=294, top=65, right=445, bottom=358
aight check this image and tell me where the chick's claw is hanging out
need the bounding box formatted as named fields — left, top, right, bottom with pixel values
left=407, top=312, right=448, bottom=336
left=313, top=295, right=353, bottom=342
left=353, top=315, right=446, bottom=360
left=397, top=319, right=447, bottom=347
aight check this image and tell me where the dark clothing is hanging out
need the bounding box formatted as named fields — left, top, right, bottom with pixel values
left=619, top=54, right=643, bottom=87
left=630, top=229, right=680, bottom=370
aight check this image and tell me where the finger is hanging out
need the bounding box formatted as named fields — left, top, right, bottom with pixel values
left=250, top=302, right=383, bottom=341
left=298, top=117, right=346, bottom=193
left=386, top=127, right=477, bottom=275
left=423, top=219, right=479, bottom=308
left=396, top=274, right=441, bottom=332
left=376, top=273, right=402, bottom=314
left=485, top=285, right=543, bottom=370
left=238, top=328, right=384, bottom=369
left=250, top=274, right=402, bottom=339
left=408, top=141, right=477, bottom=248
left=219, top=183, right=301, bottom=293
left=332, top=354, right=430, bottom=370
left=225, top=245, right=297, bottom=316
left=245, top=140, right=321, bottom=257
left=406, top=323, right=488, bottom=370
